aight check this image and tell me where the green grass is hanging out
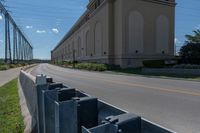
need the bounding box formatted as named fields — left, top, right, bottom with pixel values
left=0, top=79, right=24, bottom=133
left=110, top=68, right=200, bottom=81
left=0, top=65, right=9, bottom=71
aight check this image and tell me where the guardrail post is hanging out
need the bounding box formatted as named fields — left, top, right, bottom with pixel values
left=32, top=74, right=175, bottom=133
left=36, top=75, right=47, bottom=133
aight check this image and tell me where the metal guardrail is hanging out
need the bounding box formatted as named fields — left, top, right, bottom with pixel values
left=19, top=71, right=176, bottom=133
left=19, top=71, right=174, bottom=133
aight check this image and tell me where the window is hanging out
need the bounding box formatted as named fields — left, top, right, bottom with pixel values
left=156, top=15, right=169, bottom=54
left=77, top=37, right=81, bottom=57
left=94, top=22, right=102, bottom=56
left=86, top=30, right=90, bottom=56
left=128, top=11, right=144, bottom=54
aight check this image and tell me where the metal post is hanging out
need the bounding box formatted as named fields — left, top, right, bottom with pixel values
left=13, top=26, right=17, bottom=63
left=18, top=33, right=21, bottom=61
left=7, top=17, right=11, bottom=63
left=5, top=14, right=11, bottom=63
left=16, top=31, right=19, bottom=62
left=1, top=2, right=32, bottom=63
left=25, top=41, right=27, bottom=61
left=21, top=36, right=23, bottom=61
left=5, top=13, right=8, bottom=63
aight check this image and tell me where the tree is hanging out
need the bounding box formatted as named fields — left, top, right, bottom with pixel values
left=179, top=43, right=200, bottom=64
left=179, top=30, right=200, bottom=64
left=185, top=29, right=200, bottom=43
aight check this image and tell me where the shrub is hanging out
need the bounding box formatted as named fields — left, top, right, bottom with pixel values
left=143, top=60, right=165, bottom=68
left=0, top=65, right=9, bottom=70
left=173, top=64, right=200, bottom=69
left=9, top=64, right=16, bottom=68
left=0, top=60, right=5, bottom=65
left=75, top=63, right=107, bottom=71
left=56, top=61, right=64, bottom=66
left=106, top=64, right=121, bottom=70
left=19, top=63, right=26, bottom=66
left=16, top=64, right=23, bottom=67
left=64, top=61, right=73, bottom=65
left=179, top=43, right=200, bottom=64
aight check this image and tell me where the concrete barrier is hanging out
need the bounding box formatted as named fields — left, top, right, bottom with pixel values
left=18, top=71, right=37, bottom=133
left=19, top=70, right=176, bottom=133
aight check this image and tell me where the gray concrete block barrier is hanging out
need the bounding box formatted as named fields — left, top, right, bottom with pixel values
left=18, top=71, right=37, bottom=132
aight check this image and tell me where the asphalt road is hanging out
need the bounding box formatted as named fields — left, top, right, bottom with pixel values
left=30, top=63, right=200, bottom=133
left=0, top=67, right=21, bottom=86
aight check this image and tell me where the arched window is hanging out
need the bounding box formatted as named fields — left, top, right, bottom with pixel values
left=68, top=44, right=70, bottom=58
left=128, top=11, right=144, bottom=54
left=72, top=41, right=74, bottom=59
left=156, top=15, right=169, bottom=54
left=94, top=22, right=102, bottom=56
left=77, top=37, right=81, bottom=57
left=86, top=30, right=90, bottom=56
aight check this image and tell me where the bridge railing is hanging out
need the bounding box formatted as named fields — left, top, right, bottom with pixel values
left=18, top=70, right=176, bottom=133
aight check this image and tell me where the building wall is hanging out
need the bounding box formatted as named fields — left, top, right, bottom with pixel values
left=52, top=0, right=111, bottom=64
left=52, top=0, right=176, bottom=68
left=113, top=0, right=175, bottom=67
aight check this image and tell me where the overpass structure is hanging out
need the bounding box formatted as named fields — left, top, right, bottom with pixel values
left=0, top=2, right=33, bottom=63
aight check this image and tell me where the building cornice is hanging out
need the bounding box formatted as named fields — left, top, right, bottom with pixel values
left=142, top=0, right=176, bottom=7
left=52, top=0, right=176, bottom=52
left=53, top=0, right=106, bottom=52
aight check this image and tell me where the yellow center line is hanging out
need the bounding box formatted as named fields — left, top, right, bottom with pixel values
left=47, top=65, right=200, bottom=97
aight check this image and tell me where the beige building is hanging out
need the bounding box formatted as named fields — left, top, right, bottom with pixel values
left=51, top=0, right=176, bottom=68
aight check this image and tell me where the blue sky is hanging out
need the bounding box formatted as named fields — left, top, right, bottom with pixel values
left=0, top=0, right=199, bottom=59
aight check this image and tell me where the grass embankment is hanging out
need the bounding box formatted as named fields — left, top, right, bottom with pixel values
left=111, top=68, right=200, bottom=81
left=0, top=79, right=24, bottom=133
left=52, top=61, right=200, bottom=80
left=0, top=63, right=28, bottom=71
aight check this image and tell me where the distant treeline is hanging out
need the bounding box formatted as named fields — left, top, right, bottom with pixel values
left=0, top=58, right=50, bottom=64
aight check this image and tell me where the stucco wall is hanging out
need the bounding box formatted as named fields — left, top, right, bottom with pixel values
left=52, top=0, right=175, bottom=68
left=116, top=0, right=175, bottom=67
left=52, top=1, right=111, bottom=64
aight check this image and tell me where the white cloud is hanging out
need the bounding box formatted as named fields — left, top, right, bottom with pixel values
left=36, top=30, right=46, bottom=34
left=175, top=38, right=181, bottom=44
left=52, top=28, right=59, bottom=34
left=0, top=15, right=3, bottom=20
left=197, top=24, right=200, bottom=29
left=26, top=25, right=33, bottom=29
